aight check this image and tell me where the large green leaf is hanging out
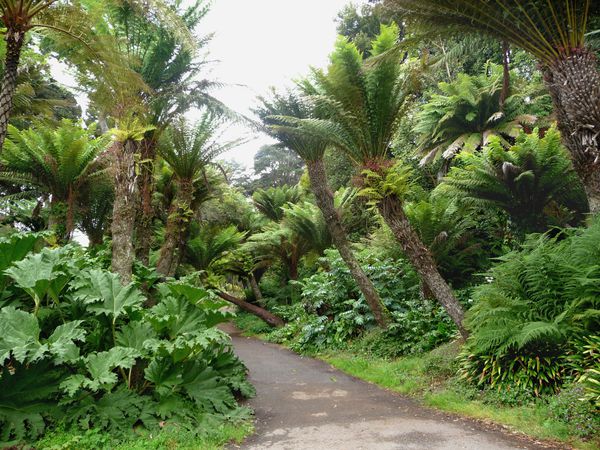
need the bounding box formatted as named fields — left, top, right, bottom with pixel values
left=0, top=307, right=85, bottom=365
left=0, top=362, right=63, bottom=444
left=61, top=347, right=141, bottom=394
left=76, top=270, right=144, bottom=324
left=115, top=320, right=156, bottom=354
left=4, top=247, right=75, bottom=312
left=0, top=307, right=43, bottom=364
left=181, top=365, right=236, bottom=414
left=0, top=233, right=42, bottom=292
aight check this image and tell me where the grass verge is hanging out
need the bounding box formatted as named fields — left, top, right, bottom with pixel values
left=35, top=421, right=254, bottom=450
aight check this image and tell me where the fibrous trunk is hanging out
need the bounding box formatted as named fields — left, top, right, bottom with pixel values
left=543, top=49, right=600, bottom=212
left=216, top=290, right=285, bottom=327
left=307, top=159, right=390, bottom=327
left=135, top=137, right=157, bottom=265
left=377, top=194, right=467, bottom=338
left=0, top=29, right=25, bottom=152
left=156, top=178, right=194, bottom=276
left=111, top=140, right=138, bottom=284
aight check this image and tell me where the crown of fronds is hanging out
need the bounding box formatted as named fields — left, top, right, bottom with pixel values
left=439, top=127, right=589, bottom=234
left=158, top=111, right=242, bottom=181
left=386, top=0, right=595, bottom=64
left=0, top=120, right=110, bottom=201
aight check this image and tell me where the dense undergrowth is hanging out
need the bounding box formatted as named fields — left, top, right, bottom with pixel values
left=0, top=233, right=254, bottom=448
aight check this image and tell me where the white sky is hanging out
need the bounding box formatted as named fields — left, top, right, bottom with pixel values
left=193, top=0, right=362, bottom=170
left=52, top=0, right=362, bottom=171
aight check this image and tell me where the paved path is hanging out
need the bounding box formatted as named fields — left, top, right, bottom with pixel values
left=226, top=326, right=566, bottom=450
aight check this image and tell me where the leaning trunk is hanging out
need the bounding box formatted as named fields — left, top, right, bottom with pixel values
left=156, top=178, right=194, bottom=276
left=135, top=137, right=157, bottom=265
left=0, top=29, right=25, bottom=152
left=249, top=272, right=263, bottom=302
left=306, top=159, right=390, bottom=327
left=216, top=290, right=285, bottom=327
left=542, top=49, right=600, bottom=212
left=377, top=194, right=467, bottom=338
left=111, top=140, right=138, bottom=284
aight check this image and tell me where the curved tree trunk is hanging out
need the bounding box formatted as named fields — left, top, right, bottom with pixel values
left=111, top=140, right=138, bottom=284
left=0, top=29, right=25, bottom=152
left=135, top=137, right=157, bottom=265
left=377, top=194, right=467, bottom=338
left=543, top=49, right=600, bottom=212
left=249, top=272, right=263, bottom=302
left=216, top=290, right=285, bottom=328
left=306, top=159, right=390, bottom=327
left=156, top=178, right=194, bottom=276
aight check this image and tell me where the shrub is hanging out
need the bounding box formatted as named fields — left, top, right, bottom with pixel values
left=0, top=240, right=254, bottom=445
left=269, top=248, right=456, bottom=354
left=548, top=384, right=600, bottom=438
left=460, top=220, right=600, bottom=397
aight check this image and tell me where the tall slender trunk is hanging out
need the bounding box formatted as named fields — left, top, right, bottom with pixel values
left=543, top=49, right=600, bottom=212
left=377, top=194, right=467, bottom=338
left=0, top=29, right=25, bottom=152
left=156, top=178, right=194, bottom=276
left=135, top=137, right=157, bottom=265
left=111, top=140, right=138, bottom=284
left=306, top=159, right=390, bottom=327
left=216, top=290, right=285, bottom=327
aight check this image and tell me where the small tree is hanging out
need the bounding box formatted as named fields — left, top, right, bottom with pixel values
left=0, top=120, right=109, bottom=241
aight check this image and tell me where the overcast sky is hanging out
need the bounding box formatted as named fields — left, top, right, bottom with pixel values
left=52, top=0, right=361, bottom=171
left=187, top=0, right=362, bottom=170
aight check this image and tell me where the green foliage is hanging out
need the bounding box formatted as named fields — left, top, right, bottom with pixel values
left=459, top=218, right=600, bottom=397
left=0, top=240, right=254, bottom=445
left=439, top=128, right=588, bottom=235
left=252, top=185, right=302, bottom=222
left=263, top=248, right=454, bottom=355
left=415, top=64, right=542, bottom=164
left=548, top=384, right=600, bottom=438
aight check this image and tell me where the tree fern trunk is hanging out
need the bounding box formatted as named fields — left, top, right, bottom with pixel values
left=543, top=49, right=600, bottom=212
left=306, top=159, right=390, bottom=327
left=156, top=178, right=194, bottom=276
left=377, top=194, right=467, bottom=338
left=216, top=290, right=285, bottom=327
left=111, top=140, right=138, bottom=284
left=135, top=137, right=157, bottom=265
left=0, top=30, right=25, bottom=152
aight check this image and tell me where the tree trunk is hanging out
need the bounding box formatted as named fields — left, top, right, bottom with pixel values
left=377, top=194, right=467, bottom=338
left=216, top=290, right=285, bottom=327
left=0, top=29, right=25, bottom=152
left=306, top=159, right=390, bottom=327
left=156, top=178, right=194, bottom=276
left=111, top=140, right=138, bottom=285
left=542, top=49, right=600, bottom=212
left=249, top=272, right=263, bottom=302
left=48, top=196, right=68, bottom=243
left=135, top=137, right=157, bottom=265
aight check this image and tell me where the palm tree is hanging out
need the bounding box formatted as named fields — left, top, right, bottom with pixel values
left=155, top=112, right=241, bottom=276
left=256, top=89, right=390, bottom=327
left=416, top=64, right=539, bottom=172
left=0, top=120, right=109, bottom=241
left=386, top=0, right=600, bottom=211
left=278, top=24, right=468, bottom=337
left=439, top=127, right=589, bottom=236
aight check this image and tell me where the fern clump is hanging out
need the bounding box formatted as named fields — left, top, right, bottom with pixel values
left=459, top=219, right=600, bottom=398
left=0, top=239, right=254, bottom=446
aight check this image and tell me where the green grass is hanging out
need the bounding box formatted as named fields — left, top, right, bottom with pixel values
left=35, top=421, right=254, bottom=450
